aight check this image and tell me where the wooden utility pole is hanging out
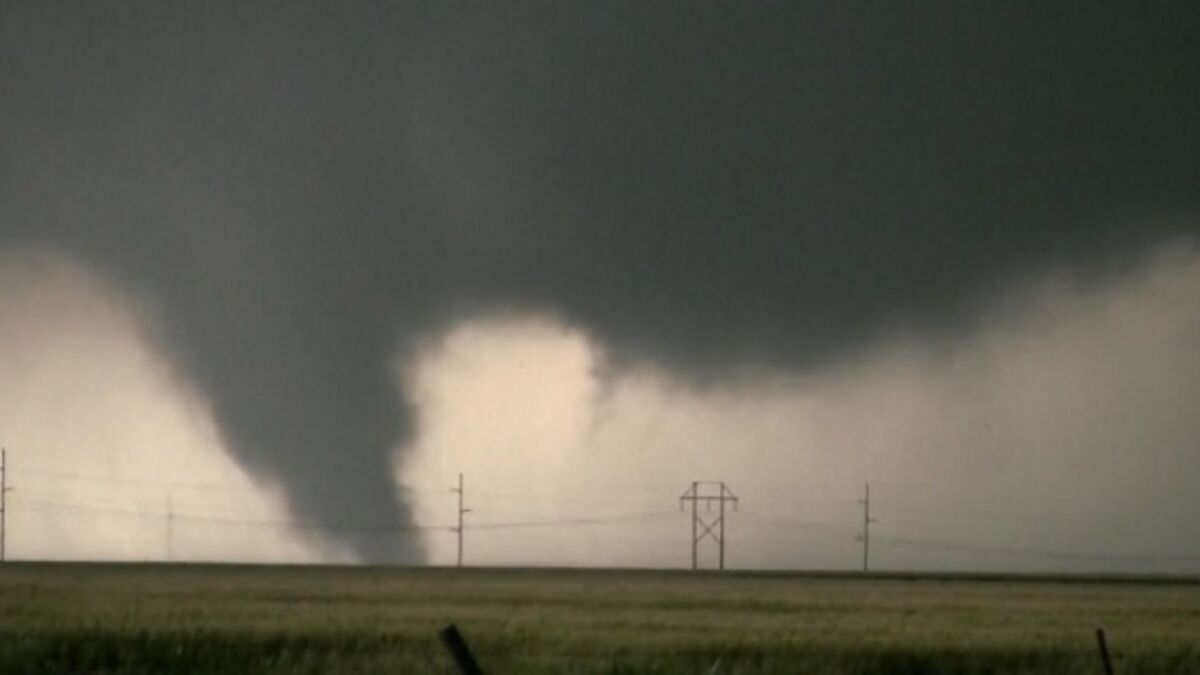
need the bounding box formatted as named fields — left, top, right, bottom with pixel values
left=450, top=473, right=471, bottom=567
left=857, top=483, right=877, bottom=573
left=1, top=448, right=11, bottom=562
left=166, top=492, right=174, bottom=562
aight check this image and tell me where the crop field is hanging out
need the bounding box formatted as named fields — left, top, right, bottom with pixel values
left=0, top=563, right=1197, bottom=674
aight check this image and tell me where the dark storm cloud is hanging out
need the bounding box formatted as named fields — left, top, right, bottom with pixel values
left=2, top=2, right=1198, bottom=561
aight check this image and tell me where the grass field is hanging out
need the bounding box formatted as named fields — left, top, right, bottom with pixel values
left=0, top=563, right=1197, bottom=674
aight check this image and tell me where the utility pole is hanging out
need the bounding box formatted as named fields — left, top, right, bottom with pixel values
left=857, top=483, right=877, bottom=573
left=690, top=481, right=697, bottom=570
left=450, top=473, right=471, bottom=567
left=679, top=481, right=738, bottom=571
left=1, top=448, right=12, bottom=562
left=165, top=492, right=174, bottom=562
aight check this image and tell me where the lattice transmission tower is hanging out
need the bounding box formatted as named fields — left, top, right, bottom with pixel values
left=679, top=481, right=738, bottom=570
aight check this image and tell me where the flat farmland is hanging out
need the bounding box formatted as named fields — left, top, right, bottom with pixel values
left=0, top=563, right=1197, bottom=674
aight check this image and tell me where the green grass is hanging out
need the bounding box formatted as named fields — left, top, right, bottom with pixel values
left=0, top=563, right=1197, bottom=673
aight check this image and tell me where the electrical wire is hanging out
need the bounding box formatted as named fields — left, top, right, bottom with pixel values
left=873, top=533, right=1200, bottom=565
left=10, top=477, right=1200, bottom=568
left=13, top=495, right=678, bottom=535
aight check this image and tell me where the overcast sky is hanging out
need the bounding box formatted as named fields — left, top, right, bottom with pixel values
left=1, top=3, right=1198, bottom=571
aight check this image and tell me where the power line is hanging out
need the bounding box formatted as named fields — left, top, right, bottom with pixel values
left=467, top=511, right=675, bottom=530
left=1, top=448, right=12, bottom=562
left=450, top=473, right=470, bottom=567
left=10, top=466, right=1200, bottom=571
left=9, top=465, right=447, bottom=498
left=856, top=483, right=878, bottom=574
left=679, top=481, right=738, bottom=571
left=18, top=496, right=168, bottom=520
left=873, top=534, right=1200, bottom=565
left=9, top=466, right=265, bottom=496
left=14, top=493, right=673, bottom=536
left=735, top=511, right=851, bottom=538
left=166, top=492, right=174, bottom=561
left=16, top=496, right=445, bottom=532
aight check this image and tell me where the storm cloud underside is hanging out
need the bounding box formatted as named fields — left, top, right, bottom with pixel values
left=2, top=3, right=1198, bottom=561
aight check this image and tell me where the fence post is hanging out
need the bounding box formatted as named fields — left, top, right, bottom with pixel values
left=439, top=624, right=483, bottom=675
left=1096, top=628, right=1114, bottom=675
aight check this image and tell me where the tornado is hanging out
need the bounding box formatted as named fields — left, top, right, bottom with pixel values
left=2, top=2, right=1197, bottom=562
